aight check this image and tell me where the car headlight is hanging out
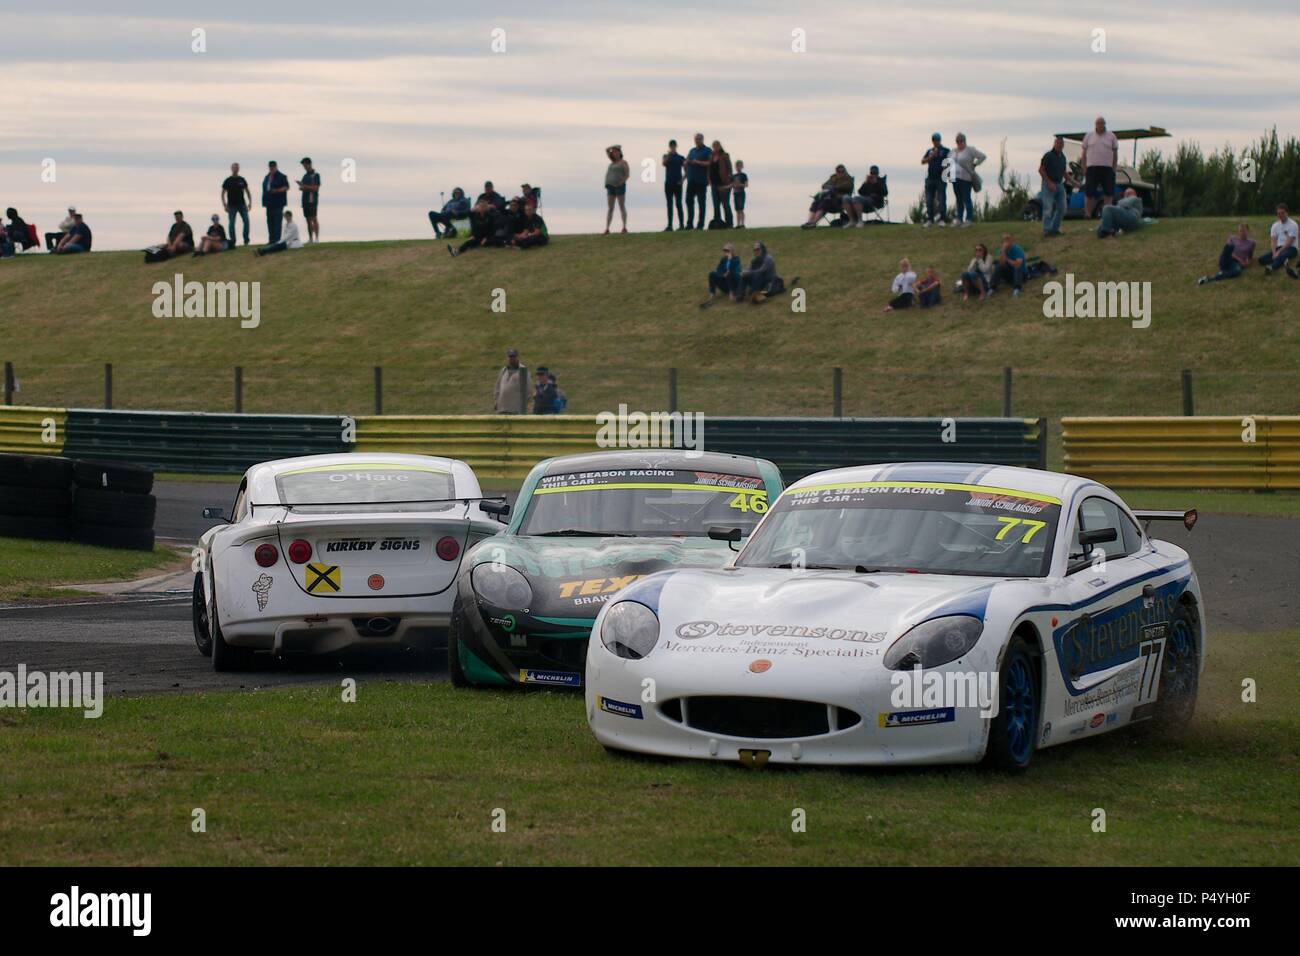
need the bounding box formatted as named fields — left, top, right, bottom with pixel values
left=471, top=563, right=533, bottom=610
left=883, top=615, right=984, bottom=670
left=599, top=601, right=660, bottom=660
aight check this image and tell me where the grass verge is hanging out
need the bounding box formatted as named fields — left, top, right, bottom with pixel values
left=0, top=538, right=187, bottom=601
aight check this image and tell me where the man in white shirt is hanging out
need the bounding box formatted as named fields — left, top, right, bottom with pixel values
left=45, top=207, right=76, bottom=252
left=254, top=210, right=304, bottom=256
left=1080, top=116, right=1119, bottom=219
left=1260, top=203, right=1299, bottom=277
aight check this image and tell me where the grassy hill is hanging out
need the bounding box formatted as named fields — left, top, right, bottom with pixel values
left=2, top=218, right=1297, bottom=420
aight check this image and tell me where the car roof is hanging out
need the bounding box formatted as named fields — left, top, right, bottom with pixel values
left=540, top=449, right=768, bottom=477
left=252, top=452, right=462, bottom=476
left=786, top=462, right=1094, bottom=501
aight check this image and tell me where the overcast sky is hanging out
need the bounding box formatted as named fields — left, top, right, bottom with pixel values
left=1, top=0, right=1295, bottom=249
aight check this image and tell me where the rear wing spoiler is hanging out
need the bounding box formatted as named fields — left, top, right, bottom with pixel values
left=248, top=496, right=507, bottom=514
left=1133, top=509, right=1198, bottom=531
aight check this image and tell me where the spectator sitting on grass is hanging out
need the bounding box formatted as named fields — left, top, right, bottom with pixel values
left=255, top=210, right=303, bottom=256
left=802, top=165, right=854, bottom=228
left=194, top=215, right=230, bottom=256
left=448, top=200, right=509, bottom=257
left=166, top=211, right=194, bottom=255
left=915, top=266, right=942, bottom=308
left=476, top=181, right=507, bottom=212
left=992, top=233, right=1027, bottom=297
left=53, top=213, right=91, bottom=254
left=1259, top=203, right=1299, bottom=277
left=5, top=208, right=33, bottom=254
left=1096, top=188, right=1144, bottom=238
left=842, top=166, right=887, bottom=227
left=429, top=187, right=470, bottom=238
left=740, top=241, right=778, bottom=301
left=701, top=242, right=742, bottom=307
left=45, top=207, right=76, bottom=252
left=883, top=258, right=917, bottom=312
left=510, top=200, right=548, bottom=249
left=959, top=243, right=995, bottom=300
left=1197, top=224, right=1256, bottom=285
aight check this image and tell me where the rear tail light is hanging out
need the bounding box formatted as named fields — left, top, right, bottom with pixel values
left=287, top=539, right=312, bottom=564
left=254, top=543, right=279, bottom=567
left=436, top=536, right=461, bottom=561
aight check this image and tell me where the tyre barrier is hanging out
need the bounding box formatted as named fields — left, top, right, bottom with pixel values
left=0, top=453, right=156, bottom=550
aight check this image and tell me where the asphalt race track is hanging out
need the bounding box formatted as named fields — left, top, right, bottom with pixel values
left=0, top=482, right=1294, bottom=697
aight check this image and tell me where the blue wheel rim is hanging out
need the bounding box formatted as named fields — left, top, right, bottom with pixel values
left=1005, top=653, right=1035, bottom=764
left=1163, top=618, right=1196, bottom=697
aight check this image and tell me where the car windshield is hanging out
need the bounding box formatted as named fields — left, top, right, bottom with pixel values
left=737, top=481, right=1060, bottom=577
left=273, top=463, right=458, bottom=514
left=519, top=468, right=769, bottom=537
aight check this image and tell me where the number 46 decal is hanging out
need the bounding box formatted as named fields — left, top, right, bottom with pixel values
left=727, top=492, right=768, bottom=514
left=994, top=517, right=1047, bottom=543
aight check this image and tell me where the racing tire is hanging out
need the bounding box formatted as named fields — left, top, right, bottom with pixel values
left=192, top=573, right=213, bottom=657
left=73, top=459, right=154, bottom=495
left=210, top=590, right=255, bottom=672
left=446, top=597, right=470, bottom=688
left=72, top=523, right=155, bottom=551
left=0, top=453, right=74, bottom=489
left=1139, top=602, right=1200, bottom=735
left=985, top=634, right=1040, bottom=771
left=73, top=487, right=157, bottom=529
left=0, top=514, right=73, bottom=540
left=0, top=483, right=72, bottom=518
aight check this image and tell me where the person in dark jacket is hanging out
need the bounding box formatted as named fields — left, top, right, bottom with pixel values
left=510, top=201, right=548, bottom=249
left=532, top=366, right=559, bottom=414
left=701, top=242, right=742, bottom=307
left=165, top=210, right=194, bottom=255
left=448, top=200, right=509, bottom=256
left=5, top=209, right=33, bottom=252
left=802, top=166, right=854, bottom=227
left=740, top=241, right=778, bottom=300
left=429, top=187, right=471, bottom=237
left=261, top=160, right=290, bottom=242
left=476, top=181, right=507, bottom=211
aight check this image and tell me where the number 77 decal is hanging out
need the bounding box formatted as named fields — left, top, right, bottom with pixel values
left=994, top=517, right=1047, bottom=543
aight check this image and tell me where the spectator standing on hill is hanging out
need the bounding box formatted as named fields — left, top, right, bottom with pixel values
left=194, top=215, right=230, bottom=256
left=298, top=157, right=321, bottom=243
left=429, top=187, right=470, bottom=238
left=950, top=133, right=986, bottom=227
left=959, top=243, right=995, bottom=300
left=921, top=133, right=950, bottom=227
left=494, top=348, right=529, bottom=415
left=1260, top=203, right=1299, bottom=276
left=1038, top=136, right=1068, bottom=237
left=53, top=213, right=91, bottom=254
left=709, top=140, right=734, bottom=228
left=883, top=258, right=917, bottom=312
left=532, top=366, right=558, bottom=415
left=732, top=160, right=748, bottom=228
left=604, top=145, right=630, bottom=235
left=46, top=207, right=76, bottom=252
left=916, top=266, right=942, bottom=307
left=1081, top=117, right=1118, bottom=219
left=261, top=161, right=290, bottom=243
left=222, top=162, right=252, bottom=246
left=166, top=210, right=194, bottom=255
left=663, top=140, right=686, bottom=231
left=992, top=233, right=1027, bottom=297
left=1197, top=224, right=1256, bottom=285
left=701, top=242, right=743, bottom=307
left=685, top=133, right=712, bottom=230
left=1096, top=188, right=1144, bottom=238
left=255, top=210, right=304, bottom=256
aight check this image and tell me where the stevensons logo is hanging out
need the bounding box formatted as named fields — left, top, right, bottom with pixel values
left=674, top=621, right=886, bottom=644
left=596, top=404, right=704, bottom=453
left=152, top=273, right=260, bottom=329
left=1042, top=273, right=1151, bottom=329
left=50, top=886, right=151, bottom=936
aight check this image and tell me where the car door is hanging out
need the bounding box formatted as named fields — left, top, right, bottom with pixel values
left=1050, top=495, right=1162, bottom=735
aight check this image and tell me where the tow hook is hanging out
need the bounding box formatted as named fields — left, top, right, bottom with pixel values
left=737, top=749, right=771, bottom=769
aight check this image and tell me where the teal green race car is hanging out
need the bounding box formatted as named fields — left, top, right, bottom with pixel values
left=447, top=449, right=784, bottom=688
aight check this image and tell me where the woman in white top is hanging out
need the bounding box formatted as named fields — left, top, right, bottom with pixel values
left=604, top=145, right=630, bottom=235
left=959, top=243, right=995, bottom=300
left=255, top=210, right=304, bottom=256
left=950, top=133, right=987, bottom=227
left=883, top=258, right=918, bottom=312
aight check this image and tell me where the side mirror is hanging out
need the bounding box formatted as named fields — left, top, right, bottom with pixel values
left=481, top=500, right=511, bottom=522
left=202, top=507, right=230, bottom=523
left=1078, top=528, right=1118, bottom=547
left=708, top=526, right=743, bottom=552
